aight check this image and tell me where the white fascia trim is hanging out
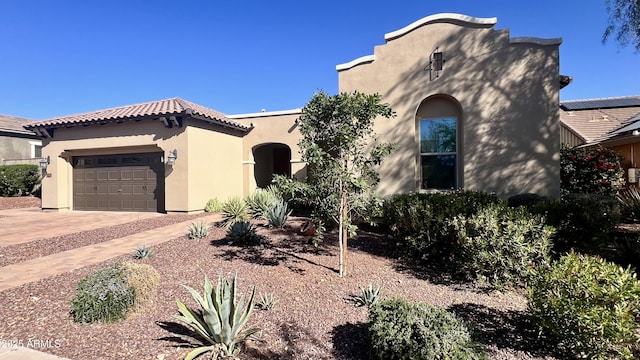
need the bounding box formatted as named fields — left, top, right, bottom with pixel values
left=384, top=13, right=497, bottom=41
left=510, top=37, right=563, bottom=46
left=227, top=108, right=302, bottom=119
left=242, top=160, right=256, bottom=165
left=335, top=55, right=375, bottom=71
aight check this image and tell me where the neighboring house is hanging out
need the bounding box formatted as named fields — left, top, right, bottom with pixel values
left=0, top=114, right=41, bottom=165
left=26, top=13, right=564, bottom=213
left=559, top=96, right=640, bottom=185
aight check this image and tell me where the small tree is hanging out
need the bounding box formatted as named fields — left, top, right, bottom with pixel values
left=298, top=91, right=395, bottom=277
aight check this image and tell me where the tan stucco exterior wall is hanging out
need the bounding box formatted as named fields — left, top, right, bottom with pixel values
left=185, top=121, right=244, bottom=209
left=232, top=111, right=306, bottom=195
left=337, top=16, right=561, bottom=198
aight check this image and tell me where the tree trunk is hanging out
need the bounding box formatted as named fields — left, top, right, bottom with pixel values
left=338, top=179, right=345, bottom=277
left=341, top=191, right=348, bottom=277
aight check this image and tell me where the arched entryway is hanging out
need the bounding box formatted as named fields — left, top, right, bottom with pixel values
left=252, top=143, right=292, bottom=188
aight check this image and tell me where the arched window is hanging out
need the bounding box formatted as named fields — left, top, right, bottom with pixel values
left=416, top=96, right=462, bottom=190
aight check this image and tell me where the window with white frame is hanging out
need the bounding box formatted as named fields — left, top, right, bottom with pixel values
left=29, top=140, right=42, bottom=158
left=419, top=117, right=457, bottom=190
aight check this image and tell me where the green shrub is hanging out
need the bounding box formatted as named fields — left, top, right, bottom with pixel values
left=245, top=188, right=279, bottom=219
left=507, top=193, right=547, bottom=208
left=188, top=220, right=209, bottom=239
left=266, top=199, right=291, bottom=228
left=175, top=274, right=260, bottom=359
left=226, top=221, right=262, bottom=246
left=221, top=196, right=250, bottom=227
left=368, top=298, right=486, bottom=360
left=529, top=194, right=620, bottom=255
left=528, top=253, right=640, bottom=359
left=70, top=263, right=134, bottom=323
left=70, top=261, right=159, bottom=323
left=204, top=198, right=222, bottom=213
left=0, top=164, right=40, bottom=197
left=561, top=145, right=624, bottom=197
left=270, top=174, right=310, bottom=209
left=450, top=205, right=554, bottom=288
left=382, top=190, right=504, bottom=263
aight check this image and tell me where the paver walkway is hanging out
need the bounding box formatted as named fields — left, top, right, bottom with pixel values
left=0, top=212, right=221, bottom=292
left=0, top=208, right=162, bottom=247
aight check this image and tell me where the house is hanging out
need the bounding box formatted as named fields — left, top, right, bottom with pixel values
left=25, top=13, right=564, bottom=213
left=0, top=114, right=41, bottom=165
left=560, top=96, right=640, bottom=185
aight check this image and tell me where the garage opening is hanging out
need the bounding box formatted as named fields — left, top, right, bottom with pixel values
left=73, top=152, right=164, bottom=212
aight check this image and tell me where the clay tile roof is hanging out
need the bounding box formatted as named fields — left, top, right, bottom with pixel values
left=560, top=95, right=640, bottom=143
left=0, top=114, right=37, bottom=135
left=25, top=97, right=249, bottom=131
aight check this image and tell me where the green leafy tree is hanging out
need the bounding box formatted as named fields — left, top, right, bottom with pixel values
left=297, top=90, right=395, bottom=277
left=603, top=0, right=640, bottom=51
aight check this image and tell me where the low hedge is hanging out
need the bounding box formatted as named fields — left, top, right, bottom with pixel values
left=0, top=164, right=40, bottom=197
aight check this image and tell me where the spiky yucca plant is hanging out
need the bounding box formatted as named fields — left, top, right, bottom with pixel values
left=256, top=292, right=279, bottom=310
left=188, top=220, right=209, bottom=239
left=132, top=245, right=153, bottom=259
left=175, top=274, right=260, bottom=359
left=618, top=186, right=640, bottom=222
left=351, top=283, right=383, bottom=308
left=221, top=196, right=251, bottom=227
left=204, top=198, right=223, bottom=213
left=266, top=199, right=291, bottom=228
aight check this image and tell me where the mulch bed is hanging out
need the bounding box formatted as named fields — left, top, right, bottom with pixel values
left=0, top=214, right=561, bottom=360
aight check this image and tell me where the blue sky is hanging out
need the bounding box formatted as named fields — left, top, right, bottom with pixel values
left=1, top=0, right=638, bottom=120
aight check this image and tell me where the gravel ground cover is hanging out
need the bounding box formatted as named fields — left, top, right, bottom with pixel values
left=0, top=197, right=560, bottom=359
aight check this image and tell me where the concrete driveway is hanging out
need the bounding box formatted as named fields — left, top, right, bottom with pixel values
left=0, top=208, right=162, bottom=247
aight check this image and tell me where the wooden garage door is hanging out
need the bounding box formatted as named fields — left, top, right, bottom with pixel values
left=73, top=153, right=164, bottom=212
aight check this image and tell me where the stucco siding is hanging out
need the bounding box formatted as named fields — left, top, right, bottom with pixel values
left=338, top=17, right=560, bottom=198
left=233, top=112, right=306, bottom=194
left=185, top=122, right=243, bottom=209
left=0, top=135, right=33, bottom=161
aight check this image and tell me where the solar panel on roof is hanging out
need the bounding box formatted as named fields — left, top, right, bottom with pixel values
left=561, top=97, right=640, bottom=111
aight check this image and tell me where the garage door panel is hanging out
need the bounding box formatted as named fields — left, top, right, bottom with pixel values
left=73, top=153, right=163, bottom=212
left=133, top=169, right=146, bottom=180
left=121, top=170, right=133, bottom=181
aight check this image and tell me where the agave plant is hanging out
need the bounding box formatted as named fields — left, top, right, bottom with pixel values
left=227, top=221, right=262, bottom=246
left=266, top=199, right=291, bottom=228
left=188, top=220, right=210, bottom=239
left=132, top=245, right=153, bottom=259
left=351, top=283, right=382, bottom=309
left=175, top=274, right=260, bottom=359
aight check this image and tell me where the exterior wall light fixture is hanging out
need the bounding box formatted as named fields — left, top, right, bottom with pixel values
left=166, top=149, right=178, bottom=166
left=39, top=155, right=50, bottom=171
left=425, top=47, right=445, bottom=80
